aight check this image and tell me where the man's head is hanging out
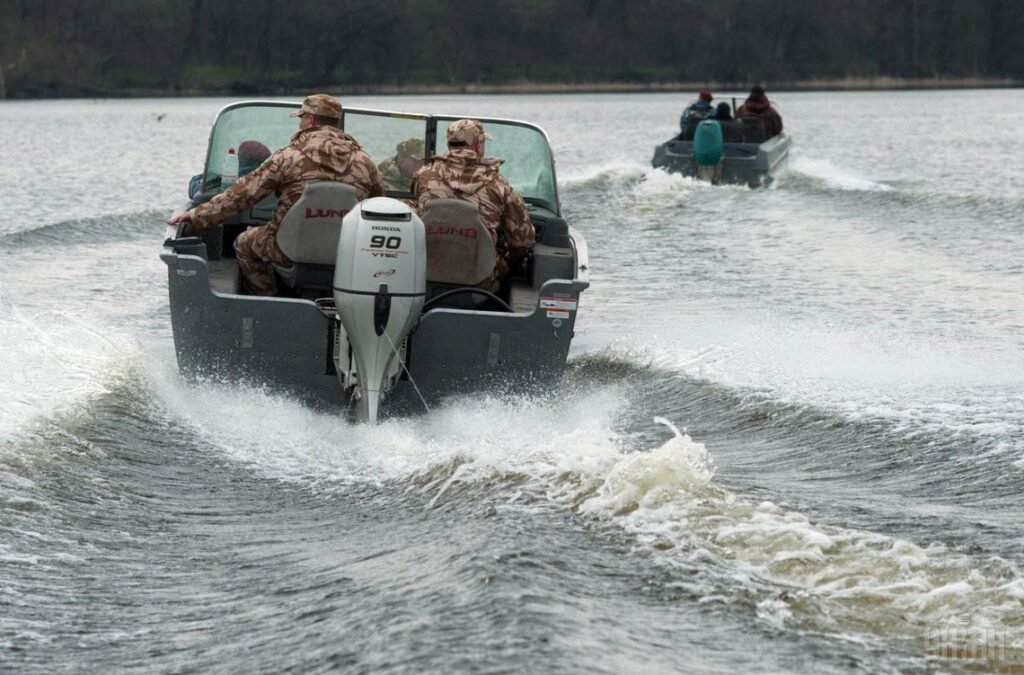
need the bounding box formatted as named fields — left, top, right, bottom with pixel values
left=395, top=138, right=425, bottom=177
left=699, top=89, right=713, bottom=102
left=715, top=102, right=732, bottom=119
left=749, top=85, right=766, bottom=99
left=446, top=119, right=493, bottom=153
left=290, top=93, right=342, bottom=128
left=396, top=138, right=424, bottom=162
left=238, top=140, right=271, bottom=174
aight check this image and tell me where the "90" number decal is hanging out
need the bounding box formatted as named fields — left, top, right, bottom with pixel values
left=370, top=235, right=402, bottom=249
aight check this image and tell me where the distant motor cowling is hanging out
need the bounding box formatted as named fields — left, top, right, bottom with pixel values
left=693, top=120, right=724, bottom=167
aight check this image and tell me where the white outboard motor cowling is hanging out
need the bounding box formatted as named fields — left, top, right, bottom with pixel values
left=333, top=197, right=426, bottom=423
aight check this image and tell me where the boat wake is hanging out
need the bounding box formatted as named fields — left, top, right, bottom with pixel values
left=558, top=161, right=746, bottom=199
left=140, top=356, right=1024, bottom=668
left=0, top=210, right=170, bottom=248
left=575, top=417, right=1024, bottom=666
left=0, top=298, right=145, bottom=446
left=787, top=155, right=895, bottom=192
left=572, top=328, right=1024, bottom=470
left=4, top=325, right=1020, bottom=669
left=558, top=162, right=650, bottom=192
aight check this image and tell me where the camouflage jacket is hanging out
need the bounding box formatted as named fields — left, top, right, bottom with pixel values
left=377, top=156, right=412, bottom=192
left=412, top=148, right=535, bottom=268
left=190, top=126, right=384, bottom=232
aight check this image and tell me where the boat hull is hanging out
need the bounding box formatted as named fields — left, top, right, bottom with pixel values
left=652, top=133, right=791, bottom=187
left=160, top=240, right=587, bottom=414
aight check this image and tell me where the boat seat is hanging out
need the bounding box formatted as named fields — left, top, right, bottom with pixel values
left=421, top=199, right=498, bottom=309
left=274, top=182, right=358, bottom=291
left=720, top=119, right=745, bottom=143
left=680, top=119, right=701, bottom=141
left=740, top=116, right=767, bottom=143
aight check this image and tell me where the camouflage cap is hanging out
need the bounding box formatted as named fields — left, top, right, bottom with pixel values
left=289, top=93, right=342, bottom=120
left=396, top=138, right=424, bottom=160
left=446, top=119, right=493, bottom=146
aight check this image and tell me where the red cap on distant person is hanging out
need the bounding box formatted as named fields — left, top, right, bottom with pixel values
left=699, top=89, right=713, bottom=101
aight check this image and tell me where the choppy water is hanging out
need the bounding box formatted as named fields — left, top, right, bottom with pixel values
left=1, top=90, right=1022, bottom=673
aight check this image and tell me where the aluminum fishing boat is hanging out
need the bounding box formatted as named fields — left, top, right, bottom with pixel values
left=652, top=115, right=791, bottom=187
left=161, top=101, right=588, bottom=422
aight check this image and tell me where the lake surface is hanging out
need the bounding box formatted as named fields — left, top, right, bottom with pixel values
left=1, top=90, right=1022, bottom=673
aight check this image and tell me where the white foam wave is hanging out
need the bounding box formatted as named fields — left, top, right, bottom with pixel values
left=0, top=298, right=140, bottom=446
left=140, top=276, right=1022, bottom=665
left=576, top=417, right=715, bottom=516
left=151, top=372, right=629, bottom=489
left=574, top=422, right=1024, bottom=661
left=790, top=155, right=894, bottom=192
left=605, top=314, right=1024, bottom=459
left=558, top=161, right=650, bottom=190
left=154, top=369, right=1024, bottom=661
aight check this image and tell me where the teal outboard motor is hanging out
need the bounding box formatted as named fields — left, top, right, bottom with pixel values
left=692, top=120, right=724, bottom=182
left=333, top=197, right=426, bottom=423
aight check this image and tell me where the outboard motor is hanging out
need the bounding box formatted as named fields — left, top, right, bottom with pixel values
left=692, top=119, right=724, bottom=183
left=333, top=197, right=426, bottom=423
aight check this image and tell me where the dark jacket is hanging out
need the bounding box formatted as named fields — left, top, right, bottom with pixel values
left=712, top=105, right=745, bottom=142
left=679, top=99, right=714, bottom=130
left=736, top=95, right=783, bottom=138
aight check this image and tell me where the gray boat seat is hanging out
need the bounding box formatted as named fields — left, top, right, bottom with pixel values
left=740, top=117, right=767, bottom=143
left=421, top=199, right=498, bottom=308
left=720, top=119, right=745, bottom=143
left=274, top=181, right=358, bottom=291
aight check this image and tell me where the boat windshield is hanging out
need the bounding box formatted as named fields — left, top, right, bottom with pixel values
left=201, top=102, right=296, bottom=193
left=342, top=109, right=430, bottom=198
left=435, top=116, right=558, bottom=213
left=203, top=103, right=559, bottom=213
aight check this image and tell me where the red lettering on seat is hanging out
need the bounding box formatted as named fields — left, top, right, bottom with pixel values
left=426, top=223, right=477, bottom=238
left=304, top=207, right=350, bottom=219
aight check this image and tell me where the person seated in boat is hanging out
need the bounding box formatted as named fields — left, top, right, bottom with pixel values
left=679, top=89, right=715, bottom=133
left=411, top=119, right=535, bottom=286
left=187, top=139, right=273, bottom=199
left=711, top=102, right=745, bottom=143
left=376, top=137, right=425, bottom=192
left=237, top=140, right=272, bottom=176
left=736, top=85, right=783, bottom=138
left=168, top=93, right=385, bottom=296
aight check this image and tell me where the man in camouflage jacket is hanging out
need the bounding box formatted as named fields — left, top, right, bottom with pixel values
left=168, top=93, right=384, bottom=295
left=377, top=137, right=424, bottom=192
left=412, top=119, right=535, bottom=283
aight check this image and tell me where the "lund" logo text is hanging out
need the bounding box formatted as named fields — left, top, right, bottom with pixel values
left=426, top=224, right=477, bottom=238
left=305, top=208, right=349, bottom=219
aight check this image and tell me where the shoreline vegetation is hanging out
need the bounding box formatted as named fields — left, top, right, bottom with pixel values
left=3, top=77, right=1020, bottom=101
left=4, top=1, right=1021, bottom=102
left=327, top=76, right=1023, bottom=95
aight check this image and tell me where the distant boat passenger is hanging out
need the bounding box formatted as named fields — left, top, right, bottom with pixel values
left=736, top=86, right=783, bottom=138
left=679, top=89, right=715, bottom=132
left=711, top=102, right=745, bottom=142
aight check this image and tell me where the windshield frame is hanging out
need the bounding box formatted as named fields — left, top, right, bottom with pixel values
left=201, top=101, right=561, bottom=214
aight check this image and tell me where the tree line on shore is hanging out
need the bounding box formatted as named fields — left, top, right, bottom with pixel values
left=1, top=0, right=1022, bottom=99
